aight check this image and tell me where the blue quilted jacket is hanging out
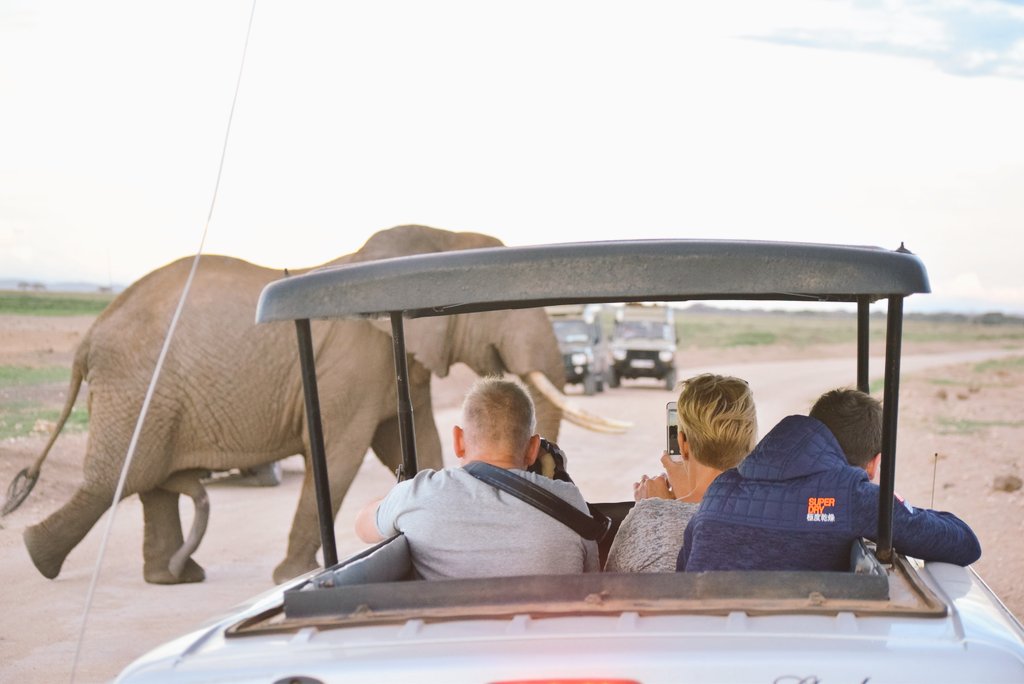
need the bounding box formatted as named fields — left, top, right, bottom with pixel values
left=678, top=415, right=981, bottom=572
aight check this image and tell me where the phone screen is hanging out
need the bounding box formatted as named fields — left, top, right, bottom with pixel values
left=666, top=401, right=680, bottom=458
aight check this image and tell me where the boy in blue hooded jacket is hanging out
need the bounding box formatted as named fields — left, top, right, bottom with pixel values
left=678, top=388, right=980, bottom=572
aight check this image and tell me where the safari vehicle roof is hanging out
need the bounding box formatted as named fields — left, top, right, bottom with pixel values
left=255, top=239, right=930, bottom=322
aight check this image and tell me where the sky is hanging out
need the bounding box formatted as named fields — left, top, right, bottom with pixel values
left=2, top=0, right=1023, bottom=314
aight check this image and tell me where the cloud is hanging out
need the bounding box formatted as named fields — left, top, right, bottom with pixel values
left=749, top=0, right=1024, bottom=79
left=928, top=271, right=1024, bottom=314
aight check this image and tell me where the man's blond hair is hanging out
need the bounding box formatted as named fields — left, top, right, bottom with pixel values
left=461, top=376, right=536, bottom=458
left=677, top=373, right=757, bottom=471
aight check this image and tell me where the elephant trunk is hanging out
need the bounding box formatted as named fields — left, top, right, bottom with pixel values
left=158, top=471, right=210, bottom=580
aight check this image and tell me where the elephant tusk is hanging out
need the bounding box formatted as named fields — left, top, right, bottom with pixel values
left=160, top=471, right=210, bottom=580
left=526, top=371, right=632, bottom=434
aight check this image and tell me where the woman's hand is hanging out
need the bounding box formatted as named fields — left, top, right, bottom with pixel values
left=634, top=473, right=673, bottom=500
left=660, top=450, right=695, bottom=501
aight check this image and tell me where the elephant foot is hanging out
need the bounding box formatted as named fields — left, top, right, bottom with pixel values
left=24, top=524, right=65, bottom=579
left=144, top=558, right=206, bottom=585
left=273, top=556, right=318, bottom=585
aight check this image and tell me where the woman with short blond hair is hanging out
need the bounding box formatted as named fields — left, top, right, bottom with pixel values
left=605, top=373, right=757, bottom=573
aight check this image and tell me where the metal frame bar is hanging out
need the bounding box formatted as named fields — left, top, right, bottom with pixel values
left=390, top=313, right=418, bottom=480
left=875, top=296, right=904, bottom=563
left=295, top=319, right=338, bottom=568
left=857, top=297, right=870, bottom=393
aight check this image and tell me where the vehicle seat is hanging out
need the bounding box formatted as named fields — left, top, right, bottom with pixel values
left=304, top=534, right=417, bottom=590
left=590, top=500, right=635, bottom=569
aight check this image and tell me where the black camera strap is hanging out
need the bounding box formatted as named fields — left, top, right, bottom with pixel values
left=463, top=460, right=610, bottom=542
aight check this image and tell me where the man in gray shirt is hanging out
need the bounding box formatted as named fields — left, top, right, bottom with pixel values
left=355, top=376, right=599, bottom=579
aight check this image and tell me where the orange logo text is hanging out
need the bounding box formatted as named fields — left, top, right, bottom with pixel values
left=806, top=497, right=836, bottom=522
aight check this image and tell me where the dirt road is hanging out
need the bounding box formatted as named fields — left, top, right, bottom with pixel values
left=1, top=341, right=1022, bottom=682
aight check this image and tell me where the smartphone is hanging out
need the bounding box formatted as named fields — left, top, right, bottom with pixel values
left=666, top=401, right=682, bottom=460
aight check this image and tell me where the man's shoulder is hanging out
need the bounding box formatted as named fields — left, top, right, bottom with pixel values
left=512, top=468, right=584, bottom=492
left=509, top=469, right=589, bottom=507
left=393, top=467, right=473, bottom=496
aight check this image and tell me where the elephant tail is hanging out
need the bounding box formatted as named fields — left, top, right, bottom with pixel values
left=160, top=470, right=211, bottom=581
left=1, top=342, right=88, bottom=515
left=35, top=342, right=88, bottom=475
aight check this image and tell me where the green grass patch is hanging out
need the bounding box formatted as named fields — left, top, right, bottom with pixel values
left=936, top=416, right=1024, bottom=435
left=728, top=330, right=777, bottom=347
left=0, top=366, right=71, bottom=388
left=869, top=378, right=885, bottom=394
left=0, top=403, right=89, bottom=440
left=973, top=356, right=1024, bottom=373
left=673, top=310, right=1024, bottom=351
left=0, top=290, right=114, bottom=316
left=677, top=313, right=863, bottom=349
left=903, top=322, right=1024, bottom=345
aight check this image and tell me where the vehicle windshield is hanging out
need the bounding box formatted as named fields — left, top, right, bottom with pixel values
left=553, top=320, right=592, bottom=344
left=614, top=320, right=672, bottom=341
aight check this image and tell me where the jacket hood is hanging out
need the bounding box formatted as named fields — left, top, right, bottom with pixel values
left=738, top=415, right=859, bottom=482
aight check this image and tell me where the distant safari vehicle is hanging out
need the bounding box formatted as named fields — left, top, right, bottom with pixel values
left=547, top=304, right=609, bottom=395
left=608, top=302, right=678, bottom=390
left=116, top=239, right=1024, bottom=683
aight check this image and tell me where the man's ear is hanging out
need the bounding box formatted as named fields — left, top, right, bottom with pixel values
left=453, top=425, right=467, bottom=460
left=523, top=434, right=541, bottom=468
left=865, top=453, right=882, bottom=481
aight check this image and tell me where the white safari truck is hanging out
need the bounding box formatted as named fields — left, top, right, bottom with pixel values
left=116, top=239, right=1024, bottom=683
left=608, top=302, right=678, bottom=390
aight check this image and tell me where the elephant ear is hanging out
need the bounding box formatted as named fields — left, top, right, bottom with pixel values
left=343, top=225, right=505, bottom=376
left=369, top=315, right=455, bottom=378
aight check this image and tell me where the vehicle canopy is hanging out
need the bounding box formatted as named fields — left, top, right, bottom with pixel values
left=257, top=239, right=928, bottom=321
left=256, top=238, right=930, bottom=566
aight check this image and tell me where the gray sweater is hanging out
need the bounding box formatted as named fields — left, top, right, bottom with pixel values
left=605, top=497, right=698, bottom=572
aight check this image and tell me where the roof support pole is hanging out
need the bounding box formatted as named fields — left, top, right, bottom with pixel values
left=875, top=296, right=904, bottom=564
left=295, top=318, right=338, bottom=568
left=857, top=297, right=870, bottom=393
left=390, top=312, right=418, bottom=481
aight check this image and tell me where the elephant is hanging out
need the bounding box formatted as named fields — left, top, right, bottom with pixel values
left=9, top=225, right=622, bottom=585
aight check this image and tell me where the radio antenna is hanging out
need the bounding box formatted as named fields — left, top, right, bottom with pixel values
left=69, top=3, right=259, bottom=682
left=930, top=452, right=939, bottom=509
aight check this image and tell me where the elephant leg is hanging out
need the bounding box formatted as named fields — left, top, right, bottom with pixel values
left=24, top=484, right=114, bottom=579
left=272, top=442, right=370, bottom=585
left=139, top=472, right=209, bottom=585
left=371, top=416, right=404, bottom=474
left=371, top=402, right=443, bottom=476
left=412, top=399, right=445, bottom=471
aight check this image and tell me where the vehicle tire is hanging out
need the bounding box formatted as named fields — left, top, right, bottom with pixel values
left=583, top=372, right=597, bottom=396
left=607, top=369, right=620, bottom=388
left=664, top=368, right=677, bottom=391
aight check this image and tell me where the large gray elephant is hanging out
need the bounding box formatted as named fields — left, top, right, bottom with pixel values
left=11, top=225, right=620, bottom=585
